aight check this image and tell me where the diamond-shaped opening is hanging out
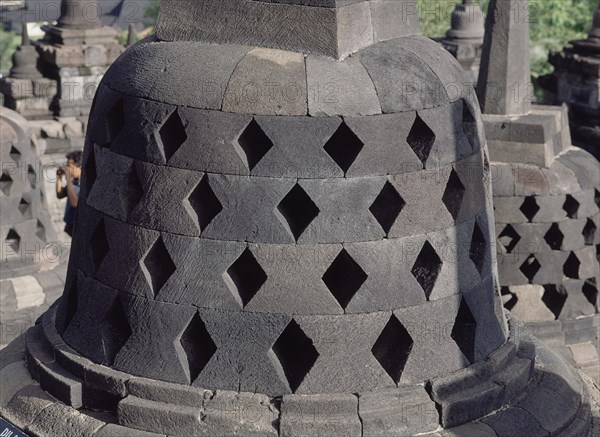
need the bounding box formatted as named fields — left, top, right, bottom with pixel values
left=543, top=223, right=564, bottom=250
left=100, top=297, right=132, bottom=366
left=9, top=145, right=21, bottom=163
left=322, top=249, right=368, bottom=310
left=5, top=228, right=21, bottom=253
left=519, top=196, right=540, bottom=222
left=371, top=315, right=413, bottom=384
left=323, top=121, right=364, bottom=174
left=123, top=163, right=144, bottom=217
left=563, top=251, right=580, bottom=279
left=411, top=241, right=443, bottom=300
left=237, top=118, right=274, bottom=171
left=0, top=172, right=13, bottom=196
left=159, top=109, right=188, bottom=163
left=27, top=165, right=36, bottom=189
left=18, top=197, right=30, bottom=217
left=273, top=319, right=318, bottom=393
left=469, top=222, right=487, bottom=276
left=179, top=312, right=216, bottom=384
left=520, top=255, right=541, bottom=283
left=35, top=219, right=46, bottom=242
left=106, top=98, right=125, bottom=144
left=442, top=169, right=466, bottom=221
left=406, top=113, right=436, bottom=166
left=563, top=194, right=580, bottom=219
left=583, top=219, right=597, bottom=246
left=462, top=100, right=477, bottom=148
left=451, top=298, right=477, bottom=364
left=84, top=148, right=97, bottom=196
left=90, top=218, right=110, bottom=273
left=501, top=287, right=518, bottom=311
left=224, top=248, right=267, bottom=308
left=595, top=189, right=600, bottom=209
left=142, top=236, right=176, bottom=297
left=541, top=285, right=567, bottom=320
left=583, top=279, right=598, bottom=307
left=369, top=181, right=406, bottom=235
left=277, top=184, right=320, bottom=241
left=187, top=175, right=223, bottom=232
left=498, top=224, right=521, bottom=254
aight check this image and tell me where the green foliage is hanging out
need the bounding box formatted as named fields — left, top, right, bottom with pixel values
left=0, top=28, right=20, bottom=75
left=145, top=0, right=160, bottom=21
left=417, top=0, right=596, bottom=85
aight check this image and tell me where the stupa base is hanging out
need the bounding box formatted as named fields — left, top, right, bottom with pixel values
left=0, top=303, right=595, bottom=437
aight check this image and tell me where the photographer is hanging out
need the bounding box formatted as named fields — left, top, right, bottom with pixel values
left=55, top=151, right=82, bottom=237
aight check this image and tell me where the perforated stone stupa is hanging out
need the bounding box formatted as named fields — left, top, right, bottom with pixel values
left=0, top=107, right=66, bottom=348
left=0, top=1, right=595, bottom=436
left=478, top=0, right=600, bottom=382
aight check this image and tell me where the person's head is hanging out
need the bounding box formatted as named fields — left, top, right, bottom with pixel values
left=65, top=151, right=83, bottom=179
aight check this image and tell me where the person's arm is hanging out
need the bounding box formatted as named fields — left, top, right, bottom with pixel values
left=65, top=168, right=79, bottom=208
left=56, top=168, right=67, bottom=199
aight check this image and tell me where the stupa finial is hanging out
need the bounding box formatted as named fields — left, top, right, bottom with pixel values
left=477, top=0, right=532, bottom=116
left=57, top=0, right=102, bottom=29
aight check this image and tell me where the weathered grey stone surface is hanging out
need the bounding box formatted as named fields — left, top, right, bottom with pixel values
left=477, top=0, right=532, bottom=116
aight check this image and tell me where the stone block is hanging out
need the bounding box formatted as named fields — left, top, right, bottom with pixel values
left=117, top=396, right=203, bottom=436
left=439, top=381, right=504, bottom=428
left=193, top=309, right=292, bottom=395
left=1, top=78, right=34, bottom=99
left=482, top=406, right=548, bottom=437
left=202, top=390, right=279, bottom=436
left=127, top=377, right=208, bottom=407
left=103, top=39, right=249, bottom=111
left=533, top=194, right=568, bottom=223
left=153, top=235, right=245, bottom=309
left=168, top=107, right=253, bottom=175
left=517, top=386, right=578, bottom=434
left=543, top=161, right=581, bottom=196
left=280, top=393, right=361, bottom=437
left=343, top=111, right=422, bottom=177
left=439, top=421, right=497, bottom=437
left=356, top=38, right=448, bottom=112
left=223, top=48, right=308, bottom=116
left=244, top=243, right=345, bottom=315
left=251, top=115, right=345, bottom=178
left=491, top=356, right=533, bottom=402
left=38, top=360, right=83, bottom=408
left=292, top=312, right=393, bottom=393
left=86, top=365, right=130, bottom=398
left=513, top=164, right=550, bottom=196
left=297, top=177, right=387, bottom=243
left=0, top=361, right=34, bottom=408
left=493, top=196, right=529, bottom=223
left=370, top=0, right=421, bottom=42
left=560, top=147, right=600, bottom=190
left=343, top=238, right=428, bottom=313
left=94, top=424, right=166, bottom=437
left=387, top=168, right=455, bottom=238
left=359, top=386, right=439, bottom=436
left=490, top=162, right=515, bottom=196
left=393, top=296, right=469, bottom=384
left=26, top=403, right=104, bottom=436
left=201, top=174, right=296, bottom=243
left=1, top=385, right=56, bottom=430
left=306, top=54, right=381, bottom=117
left=113, top=296, right=198, bottom=385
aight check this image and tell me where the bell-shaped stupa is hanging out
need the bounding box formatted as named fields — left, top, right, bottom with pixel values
left=0, top=107, right=67, bottom=349
left=439, top=0, right=485, bottom=82
left=0, top=1, right=595, bottom=436
left=478, top=0, right=600, bottom=383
